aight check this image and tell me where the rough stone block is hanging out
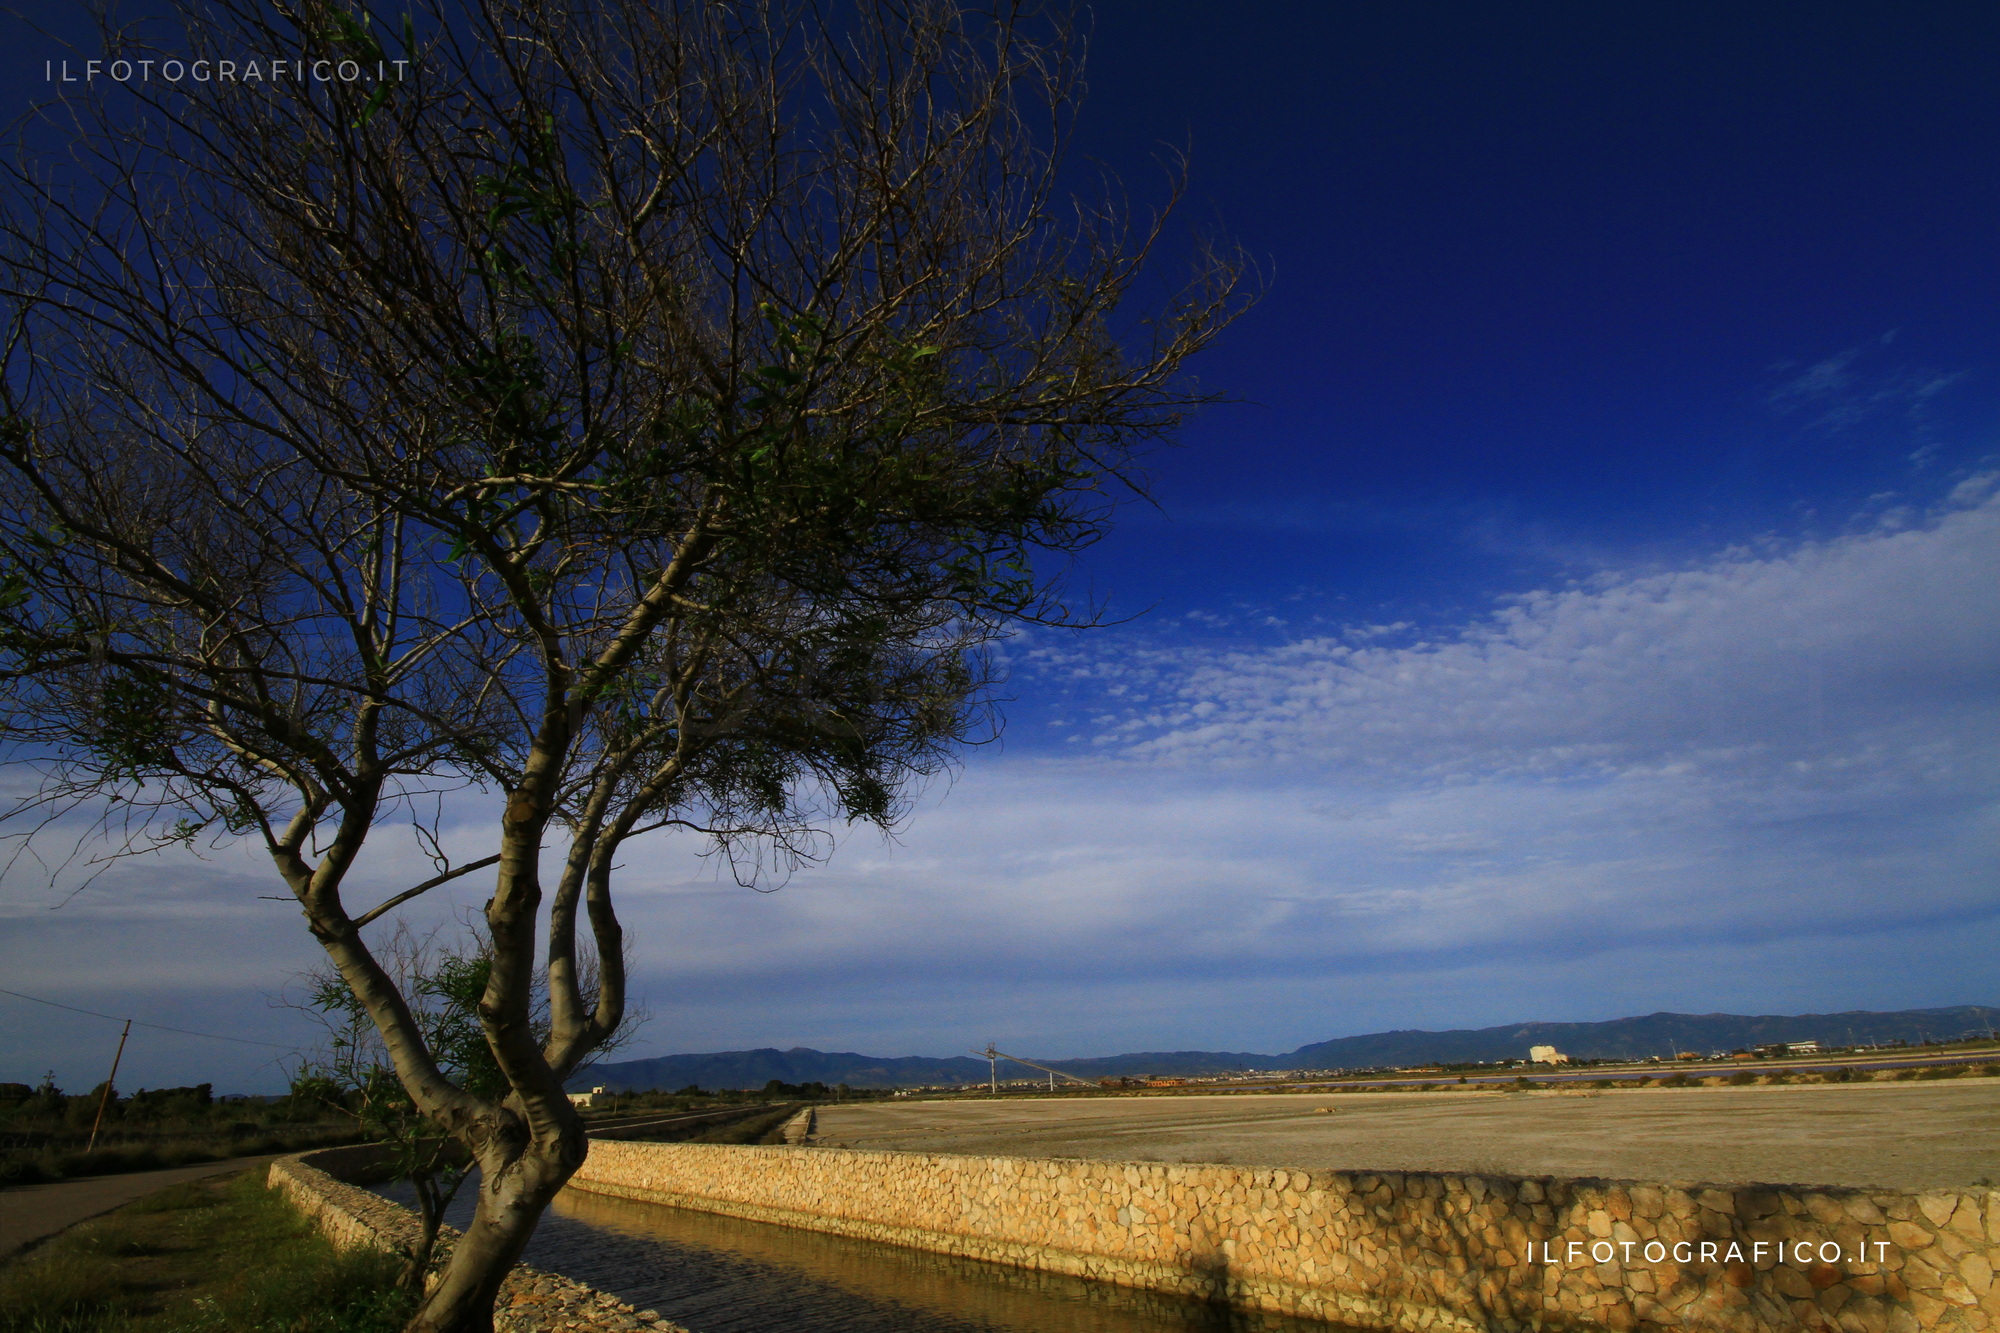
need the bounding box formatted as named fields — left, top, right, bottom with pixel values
left=1912, top=1291, right=1952, bottom=1325
left=1893, top=1221, right=1940, bottom=1251
left=1922, top=1197, right=1961, bottom=1229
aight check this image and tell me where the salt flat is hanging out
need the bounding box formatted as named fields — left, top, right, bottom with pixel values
left=811, top=1080, right=1997, bottom=1191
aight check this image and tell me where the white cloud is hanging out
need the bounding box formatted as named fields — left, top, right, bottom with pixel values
left=1068, top=475, right=2000, bottom=778
left=3, top=484, right=1996, bottom=1082
left=604, top=479, right=1999, bottom=1038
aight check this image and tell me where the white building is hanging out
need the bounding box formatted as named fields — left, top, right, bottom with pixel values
left=1785, top=1041, right=1820, bottom=1055
left=1529, top=1045, right=1569, bottom=1064
left=567, top=1085, right=609, bottom=1108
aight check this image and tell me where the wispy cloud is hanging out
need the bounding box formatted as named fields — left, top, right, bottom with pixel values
left=1042, top=475, right=2000, bottom=775
left=1766, top=335, right=1969, bottom=434
left=608, top=477, right=1999, bottom=1046
left=4, top=482, right=1996, bottom=1079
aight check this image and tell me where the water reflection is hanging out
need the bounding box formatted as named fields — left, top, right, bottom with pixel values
left=373, top=1175, right=1358, bottom=1333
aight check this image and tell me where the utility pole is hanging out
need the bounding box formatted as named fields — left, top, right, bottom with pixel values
left=972, top=1044, right=1094, bottom=1092
left=87, top=1019, right=132, bottom=1153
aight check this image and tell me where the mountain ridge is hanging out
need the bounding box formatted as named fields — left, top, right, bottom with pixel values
left=575, top=1004, right=1999, bottom=1090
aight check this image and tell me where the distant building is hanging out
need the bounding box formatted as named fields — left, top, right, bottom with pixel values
left=567, top=1085, right=608, bottom=1108
left=1786, top=1040, right=1820, bottom=1054
left=1528, top=1046, right=1569, bottom=1065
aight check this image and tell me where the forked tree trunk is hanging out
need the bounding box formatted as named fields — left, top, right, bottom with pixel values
left=404, top=1134, right=584, bottom=1333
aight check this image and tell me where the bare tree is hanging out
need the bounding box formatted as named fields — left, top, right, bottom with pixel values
left=0, top=1, right=1245, bottom=1328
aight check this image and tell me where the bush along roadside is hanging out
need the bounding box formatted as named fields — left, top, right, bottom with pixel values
left=0, top=1125, right=366, bottom=1188
left=0, top=1078, right=362, bottom=1186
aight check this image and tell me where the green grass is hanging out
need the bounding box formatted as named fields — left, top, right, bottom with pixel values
left=733, top=1105, right=810, bottom=1145
left=0, top=1169, right=414, bottom=1333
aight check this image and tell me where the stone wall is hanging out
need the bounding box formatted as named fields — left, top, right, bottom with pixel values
left=269, top=1148, right=686, bottom=1333
left=568, top=1140, right=2000, bottom=1333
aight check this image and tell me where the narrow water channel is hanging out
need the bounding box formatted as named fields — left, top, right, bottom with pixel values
left=371, top=1176, right=1359, bottom=1333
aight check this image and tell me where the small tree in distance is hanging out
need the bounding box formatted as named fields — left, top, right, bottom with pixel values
left=0, top=1, right=1246, bottom=1329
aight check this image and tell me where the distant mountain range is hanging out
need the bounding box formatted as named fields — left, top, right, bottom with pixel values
left=575, top=1005, right=2000, bottom=1091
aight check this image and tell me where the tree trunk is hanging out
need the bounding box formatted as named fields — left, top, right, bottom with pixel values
left=402, top=1183, right=441, bottom=1295
left=403, top=1135, right=581, bottom=1333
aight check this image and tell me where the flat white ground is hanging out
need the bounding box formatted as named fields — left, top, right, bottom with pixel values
left=812, top=1080, right=1998, bottom=1191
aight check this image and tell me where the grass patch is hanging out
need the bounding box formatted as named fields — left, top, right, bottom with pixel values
left=734, top=1105, right=809, bottom=1145
left=0, top=1169, right=414, bottom=1333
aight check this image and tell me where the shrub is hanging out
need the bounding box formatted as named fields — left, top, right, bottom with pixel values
left=1727, top=1071, right=1756, bottom=1086
left=0, top=1126, right=360, bottom=1189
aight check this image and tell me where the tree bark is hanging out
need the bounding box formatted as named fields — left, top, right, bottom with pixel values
left=405, top=1124, right=586, bottom=1333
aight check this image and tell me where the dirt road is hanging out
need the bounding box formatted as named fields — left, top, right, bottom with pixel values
left=0, top=1156, right=282, bottom=1260
left=813, top=1080, right=1998, bottom=1191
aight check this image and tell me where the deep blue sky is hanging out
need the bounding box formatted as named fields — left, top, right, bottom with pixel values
left=1053, top=0, right=1999, bottom=633
left=2, top=3, right=1997, bottom=1091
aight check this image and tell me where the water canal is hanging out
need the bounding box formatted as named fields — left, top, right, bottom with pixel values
left=372, top=1175, right=1353, bottom=1333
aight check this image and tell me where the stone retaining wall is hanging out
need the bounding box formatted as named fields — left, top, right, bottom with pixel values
left=269, top=1148, right=686, bottom=1333
left=568, top=1140, right=2000, bottom=1333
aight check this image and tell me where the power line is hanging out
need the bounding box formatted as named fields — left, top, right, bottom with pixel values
left=0, top=986, right=299, bottom=1051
